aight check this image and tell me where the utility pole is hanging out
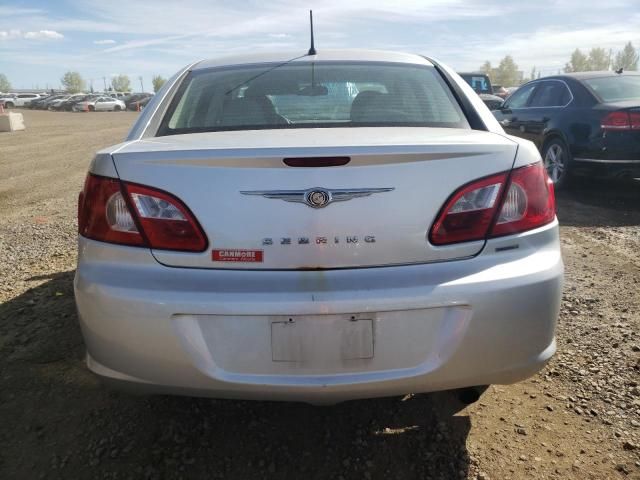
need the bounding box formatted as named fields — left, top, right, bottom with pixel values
left=139, top=76, right=144, bottom=93
left=102, top=76, right=107, bottom=92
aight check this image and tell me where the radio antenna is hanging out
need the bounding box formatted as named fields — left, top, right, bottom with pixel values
left=307, top=10, right=317, bottom=56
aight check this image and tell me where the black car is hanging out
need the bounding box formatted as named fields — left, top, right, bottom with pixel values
left=125, top=93, right=153, bottom=111
left=493, top=71, right=640, bottom=188
left=26, top=95, right=56, bottom=109
left=57, top=94, right=96, bottom=111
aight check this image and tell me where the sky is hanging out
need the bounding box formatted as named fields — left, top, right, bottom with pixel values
left=1, top=0, right=639, bottom=90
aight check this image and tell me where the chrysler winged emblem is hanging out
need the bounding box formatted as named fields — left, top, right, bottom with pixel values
left=240, top=187, right=394, bottom=209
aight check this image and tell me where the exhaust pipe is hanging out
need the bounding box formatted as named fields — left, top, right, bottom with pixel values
left=456, top=385, right=489, bottom=405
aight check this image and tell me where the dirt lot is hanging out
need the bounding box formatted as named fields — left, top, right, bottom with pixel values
left=1, top=110, right=639, bottom=480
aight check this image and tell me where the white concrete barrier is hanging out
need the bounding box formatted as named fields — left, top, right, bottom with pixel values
left=0, top=112, right=26, bottom=132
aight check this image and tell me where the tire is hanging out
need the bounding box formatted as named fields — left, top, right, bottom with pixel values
left=88, top=105, right=95, bottom=112
left=5, top=102, right=14, bottom=108
left=542, top=137, right=571, bottom=190
left=114, top=105, right=121, bottom=112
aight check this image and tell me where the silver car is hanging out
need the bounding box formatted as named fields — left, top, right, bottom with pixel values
left=74, top=50, right=563, bottom=404
left=73, top=96, right=126, bottom=112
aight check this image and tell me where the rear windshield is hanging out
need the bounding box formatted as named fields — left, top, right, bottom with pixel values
left=459, top=74, right=492, bottom=94
left=157, top=62, right=469, bottom=135
left=583, top=76, right=640, bottom=102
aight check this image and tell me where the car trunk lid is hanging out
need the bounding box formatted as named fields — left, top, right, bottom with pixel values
left=112, top=127, right=518, bottom=269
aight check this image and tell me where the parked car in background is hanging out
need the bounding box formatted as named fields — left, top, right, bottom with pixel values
left=137, top=96, right=153, bottom=111
left=49, top=94, right=85, bottom=111
left=41, top=95, right=69, bottom=110
left=23, top=95, right=48, bottom=109
left=106, top=92, right=129, bottom=99
left=57, top=94, right=98, bottom=111
left=457, top=72, right=504, bottom=110
left=26, top=95, right=61, bottom=109
left=73, top=96, right=126, bottom=112
left=0, top=93, right=41, bottom=108
left=493, top=71, right=640, bottom=188
left=125, top=93, right=153, bottom=111
left=47, top=95, right=72, bottom=111
left=480, top=94, right=505, bottom=111
left=0, top=94, right=17, bottom=107
left=75, top=50, right=562, bottom=404
left=492, top=85, right=510, bottom=99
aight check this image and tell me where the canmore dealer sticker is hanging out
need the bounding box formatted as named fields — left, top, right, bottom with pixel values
left=212, top=249, right=264, bottom=263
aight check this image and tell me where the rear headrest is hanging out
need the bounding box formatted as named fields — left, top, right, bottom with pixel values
left=220, top=96, right=277, bottom=126
left=350, top=91, right=389, bottom=122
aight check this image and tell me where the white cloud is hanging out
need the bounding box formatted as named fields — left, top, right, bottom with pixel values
left=268, top=33, right=290, bottom=39
left=0, top=29, right=64, bottom=40
left=0, top=7, right=45, bottom=16
left=93, top=39, right=116, bottom=45
left=24, top=30, right=64, bottom=40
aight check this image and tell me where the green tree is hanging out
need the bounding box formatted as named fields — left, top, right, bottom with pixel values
left=111, top=74, right=131, bottom=92
left=614, top=42, right=639, bottom=71
left=564, top=49, right=589, bottom=72
left=152, top=75, right=166, bottom=93
left=588, top=47, right=610, bottom=71
left=61, top=71, right=86, bottom=93
left=0, top=73, right=11, bottom=92
left=479, top=61, right=493, bottom=82
left=494, top=55, right=519, bottom=87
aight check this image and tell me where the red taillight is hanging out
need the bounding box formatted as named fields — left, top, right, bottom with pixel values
left=490, top=163, right=555, bottom=237
left=429, top=163, right=555, bottom=245
left=78, top=174, right=207, bottom=252
left=601, top=110, right=640, bottom=130
left=78, top=175, right=146, bottom=247
left=430, top=172, right=507, bottom=245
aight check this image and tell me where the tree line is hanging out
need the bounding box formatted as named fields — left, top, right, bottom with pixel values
left=0, top=72, right=167, bottom=94
left=481, top=41, right=638, bottom=87
left=2, top=42, right=639, bottom=94
left=59, top=72, right=167, bottom=94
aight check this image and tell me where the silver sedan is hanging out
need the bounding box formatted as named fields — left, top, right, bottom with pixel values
left=74, top=50, right=563, bottom=404
left=73, top=96, right=126, bottom=112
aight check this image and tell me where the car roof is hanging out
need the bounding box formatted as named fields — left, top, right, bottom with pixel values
left=193, top=49, right=433, bottom=70
left=549, top=71, right=640, bottom=81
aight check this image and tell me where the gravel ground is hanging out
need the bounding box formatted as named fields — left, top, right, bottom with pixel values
left=0, top=110, right=639, bottom=480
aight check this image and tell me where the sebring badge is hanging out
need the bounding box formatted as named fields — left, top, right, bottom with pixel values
left=240, top=187, right=394, bottom=209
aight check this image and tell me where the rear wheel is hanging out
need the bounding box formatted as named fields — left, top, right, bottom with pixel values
left=4, top=102, right=14, bottom=108
left=543, top=137, right=571, bottom=189
left=88, top=105, right=95, bottom=112
left=114, top=105, right=121, bottom=111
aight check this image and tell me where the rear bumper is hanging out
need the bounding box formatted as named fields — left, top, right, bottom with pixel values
left=573, top=157, right=640, bottom=179
left=74, top=222, right=563, bottom=403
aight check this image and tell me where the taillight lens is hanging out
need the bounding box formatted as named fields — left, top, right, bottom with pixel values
left=78, top=174, right=207, bottom=252
left=123, top=183, right=207, bottom=251
left=429, top=173, right=507, bottom=245
left=490, top=163, right=555, bottom=237
left=78, top=175, right=146, bottom=247
left=601, top=110, right=640, bottom=130
left=429, top=162, right=555, bottom=245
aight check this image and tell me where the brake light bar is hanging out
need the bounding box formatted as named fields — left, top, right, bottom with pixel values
left=78, top=174, right=207, bottom=252
left=429, top=162, right=555, bottom=245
